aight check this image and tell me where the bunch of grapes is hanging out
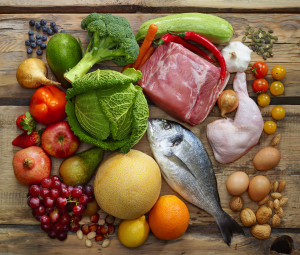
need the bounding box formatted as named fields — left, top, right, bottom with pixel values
left=27, top=175, right=95, bottom=241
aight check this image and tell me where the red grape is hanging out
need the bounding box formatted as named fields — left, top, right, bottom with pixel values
left=51, top=175, right=60, bottom=182
left=89, top=223, right=97, bottom=232
left=67, top=186, right=74, bottom=195
left=71, top=214, right=82, bottom=223
left=90, top=213, right=99, bottom=223
left=41, top=222, right=52, bottom=232
left=62, top=224, right=69, bottom=232
left=48, top=230, right=57, bottom=239
left=81, top=224, right=90, bottom=235
left=69, top=221, right=80, bottom=232
left=40, top=188, right=51, bottom=199
left=35, top=205, right=46, bottom=216
left=60, top=183, right=67, bottom=189
left=75, top=185, right=83, bottom=190
left=95, top=234, right=104, bottom=242
left=60, top=214, right=71, bottom=225
left=56, top=197, right=67, bottom=208
left=44, top=197, right=54, bottom=208
left=83, top=185, right=93, bottom=196
left=60, top=187, right=69, bottom=198
left=54, top=222, right=64, bottom=233
left=71, top=187, right=82, bottom=198
left=57, top=231, right=67, bottom=241
left=73, top=204, right=84, bottom=216
left=107, top=224, right=115, bottom=235
left=45, top=207, right=54, bottom=214
left=79, top=194, right=89, bottom=205
left=49, top=210, right=60, bottom=223
left=50, top=188, right=60, bottom=199
left=29, top=197, right=40, bottom=209
left=40, top=215, right=50, bottom=224
left=29, top=185, right=40, bottom=196
left=51, top=180, right=61, bottom=189
left=41, top=178, right=52, bottom=188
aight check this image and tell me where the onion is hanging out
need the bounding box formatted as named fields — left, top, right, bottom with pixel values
left=217, top=90, right=239, bottom=118
left=16, top=58, right=60, bottom=89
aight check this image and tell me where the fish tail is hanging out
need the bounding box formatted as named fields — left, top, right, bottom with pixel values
left=216, top=211, right=244, bottom=246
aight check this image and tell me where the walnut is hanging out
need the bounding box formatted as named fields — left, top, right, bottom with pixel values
left=240, top=208, right=256, bottom=227
left=256, top=206, right=272, bottom=224
left=230, top=196, right=244, bottom=212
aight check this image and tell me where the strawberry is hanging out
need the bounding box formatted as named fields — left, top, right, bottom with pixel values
left=16, top=112, right=36, bottom=134
left=12, top=130, right=42, bottom=148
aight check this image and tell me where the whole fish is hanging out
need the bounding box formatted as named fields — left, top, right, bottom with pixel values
left=147, top=119, right=244, bottom=246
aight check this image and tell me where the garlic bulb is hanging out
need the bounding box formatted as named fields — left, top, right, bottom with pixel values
left=221, top=41, right=252, bottom=73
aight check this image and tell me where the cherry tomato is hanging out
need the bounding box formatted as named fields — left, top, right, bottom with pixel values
left=252, top=78, right=269, bottom=94
left=271, top=106, right=285, bottom=120
left=271, top=66, right=286, bottom=80
left=257, top=93, right=270, bottom=107
left=263, top=121, right=277, bottom=135
left=270, top=81, right=284, bottom=96
left=251, top=61, right=269, bottom=78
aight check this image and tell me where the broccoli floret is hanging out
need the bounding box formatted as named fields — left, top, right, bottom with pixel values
left=64, top=13, right=139, bottom=83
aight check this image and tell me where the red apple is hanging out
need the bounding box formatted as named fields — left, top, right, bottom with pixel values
left=13, top=146, right=51, bottom=185
left=41, top=121, right=80, bottom=158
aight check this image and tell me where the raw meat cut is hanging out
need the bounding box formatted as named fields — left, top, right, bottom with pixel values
left=207, top=72, right=263, bottom=164
left=138, top=42, right=230, bottom=126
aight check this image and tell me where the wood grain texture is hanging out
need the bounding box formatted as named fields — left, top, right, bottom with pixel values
left=1, top=105, right=299, bottom=228
left=0, top=225, right=300, bottom=254
left=1, top=0, right=300, bottom=13
left=0, top=13, right=299, bottom=105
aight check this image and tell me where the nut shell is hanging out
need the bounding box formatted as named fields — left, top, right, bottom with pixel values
left=230, top=196, right=244, bottom=212
left=272, top=214, right=281, bottom=227
left=251, top=224, right=271, bottom=239
left=240, top=208, right=256, bottom=227
left=256, top=206, right=272, bottom=224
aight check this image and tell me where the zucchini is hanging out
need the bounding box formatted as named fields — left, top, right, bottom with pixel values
left=135, top=13, right=233, bottom=44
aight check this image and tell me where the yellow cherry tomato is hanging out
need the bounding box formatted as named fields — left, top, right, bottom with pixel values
left=257, top=93, right=271, bottom=107
left=270, top=81, right=284, bottom=96
left=271, top=106, right=285, bottom=120
left=272, top=66, right=286, bottom=80
left=264, top=121, right=277, bottom=134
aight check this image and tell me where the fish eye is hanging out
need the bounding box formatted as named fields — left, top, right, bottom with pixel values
left=172, top=137, right=183, bottom=147
left=163, top=122, right=172, bottom=130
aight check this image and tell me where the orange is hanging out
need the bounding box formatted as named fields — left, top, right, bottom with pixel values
left=148, top=195, right=190, bottom=240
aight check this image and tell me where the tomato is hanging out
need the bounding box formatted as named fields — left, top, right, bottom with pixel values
left=30, top=85, right=67, bottom=125
left=270, top=81, right=284, bottom=96
left=252, top=78, right=269, bottom=94
left=251, top=61, right=269, bottom=78
left=271, top=66, right=286, bottom=80
left=257, top=93, right=270, bottom=107
left=271, top=106, right=285, bottom=120
left=263, top=121, right=277, bottom=135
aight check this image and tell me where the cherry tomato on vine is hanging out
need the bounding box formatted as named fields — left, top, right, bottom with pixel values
left=271, top=66, right=286, bottom=80
left=252, top=78, right=269, bottom=94
left=270, top=81, right=284, bottom=96
left=271, top=106, right=285, bottom=120
left=251, top=61, right=269, bottom=78
left=257, top=93, right=271, bottom=107
left=264, top=121, right=277, bottom=135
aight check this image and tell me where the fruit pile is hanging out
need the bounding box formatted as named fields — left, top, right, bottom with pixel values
left=27, top=176, right=95, bottom=241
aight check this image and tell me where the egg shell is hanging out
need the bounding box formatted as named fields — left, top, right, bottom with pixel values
left=226, top=171, right=249, bottom=196
left=248, top=175, right=271, bottom=202
left=253, top=147, right=281, bottom=171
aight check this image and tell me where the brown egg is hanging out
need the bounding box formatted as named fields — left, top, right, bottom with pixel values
left=253, top=147, right=281, bottom=171
left=226, top=171, right=249, bottom=196
left=248, top=175, right=271, bottom=201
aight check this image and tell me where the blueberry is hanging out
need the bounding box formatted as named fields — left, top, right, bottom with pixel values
left=27, top=48, right=33, bottom=54
left=30, top=42, right=37, bottom=49
left=42, top=25, right=49, bottom=32
left=25, top=40, right=30, bottom=46
left=36, top=49, right=43, bottom=56
left=40, top=19, right=47, bottom=26
left=50, top=22, right=56, bottom=28
left=28, top=30, right=34, bottom=36
left=53, top=26, right=59, bottom=33
left=36, top=34, right=41, bottom=40
left=60, top=30, right=66, bottom=33
left=47, top=28, right=53, bottom=35
left=41, top=35, right=47, bottom=41
left=35, top=22, right=41, bottom=29
left=29, top=35, right=35, bottom=42
left=29, top=20, right=35, bottom=26
left=36, top=39, right=42, bottom=46
left=41, top=43, right=47, bottom=50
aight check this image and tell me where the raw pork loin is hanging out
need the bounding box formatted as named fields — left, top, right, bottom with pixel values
left=138, top=42, right=229, bottom=125
left=207, top=72, right=264, bottom=164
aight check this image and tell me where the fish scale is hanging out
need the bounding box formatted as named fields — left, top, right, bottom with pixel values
left=147, top=118, right=244, bottom=246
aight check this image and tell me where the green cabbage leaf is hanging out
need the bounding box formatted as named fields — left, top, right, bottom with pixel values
left=65, top=68, right=149, bottom=153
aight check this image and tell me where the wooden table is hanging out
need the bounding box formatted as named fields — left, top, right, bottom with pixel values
left=1, top=1, right=300, bottom=254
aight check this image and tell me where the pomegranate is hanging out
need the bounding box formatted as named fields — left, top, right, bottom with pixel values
left=13, top=146, right=51, bottom=185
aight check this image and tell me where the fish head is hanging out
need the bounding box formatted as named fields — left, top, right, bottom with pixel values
left=147, top=119, right=184, bottom=157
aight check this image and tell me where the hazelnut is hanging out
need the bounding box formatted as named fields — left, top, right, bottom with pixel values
left=240, top=208, right=256, bottom=227
left=256, top=206, right=272, bottom=224
left=230, top=196, right=244, bottom=212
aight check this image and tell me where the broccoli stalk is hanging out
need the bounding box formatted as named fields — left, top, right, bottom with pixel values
left=64, top=13, right=139, bottom=84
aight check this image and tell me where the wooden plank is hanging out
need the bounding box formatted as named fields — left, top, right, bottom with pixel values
left=0, top=224, right=299, bottom=254
left=1, top=105, right=299, bottom=228
left=1, top=0, right=300, bottom=14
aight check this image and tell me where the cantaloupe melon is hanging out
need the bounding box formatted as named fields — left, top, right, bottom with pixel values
left=94, top=149, right=161, bottom=219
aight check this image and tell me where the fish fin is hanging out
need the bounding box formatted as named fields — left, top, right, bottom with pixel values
left=216, top=211, right=244, bottom=246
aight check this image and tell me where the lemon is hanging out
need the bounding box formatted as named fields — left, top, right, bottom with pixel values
left=118, top=215, right=149, bottom=248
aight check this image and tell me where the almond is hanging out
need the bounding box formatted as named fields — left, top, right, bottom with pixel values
left=272, top=214, right=281, bottom=227
left=271, top=134, right=280, bottom=146
left=87, top=231, right=96, bottom=240
left=278, top=180, right=286, bottom=193
left=279, top=197, right=288, bottom=207
left=256, top=206, right=272, bottom=224
left=268, top=200, right=274, bottom=210
left=274, top=199, right=280, bottom=210
left=258, top=195, right=269, bottom=206
left=273, top=181, right=279, bottom=192
left=250, top=224, right=271, bottom=240
left=85, top=239, right=92, bottom=248
left=271, top=192, right=282, bottom=200
left=276, top=207, right=284, bottom=218
left=230, top=196, right=244, bottom=212
left=76, top=230, right=83, bottom=240
left=240, top=208, right=256, bottom=227
left=102, top=239, right=111, bottom=248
